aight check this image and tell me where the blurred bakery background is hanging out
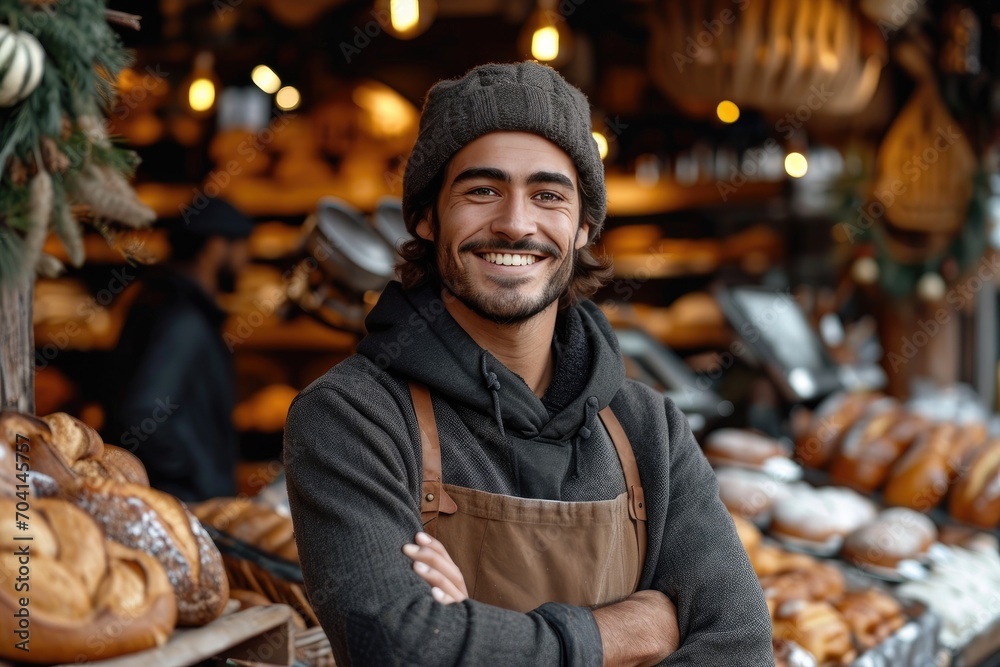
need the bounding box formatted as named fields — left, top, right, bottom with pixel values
left=8, top=0, right=1000, bottom=664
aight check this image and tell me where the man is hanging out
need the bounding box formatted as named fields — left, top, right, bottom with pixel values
left=104, top=197, right=251, bottom=501
left=284, top=62, right=771, bottom=666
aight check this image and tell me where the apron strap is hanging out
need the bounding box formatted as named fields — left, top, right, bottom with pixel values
left=409, top=381, right=457, bottom=537
left=598, top=406, right=648, bottom=585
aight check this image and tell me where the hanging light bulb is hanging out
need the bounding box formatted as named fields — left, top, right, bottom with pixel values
left=784, top=152, right=808, bottom=178
left=373, top=0, right=436, bottom=40
left=185, top=51, right=219, bottom=114
left=592, top=131, right=608, bottom=160
left=251, top=65, right=281, bottom=94
left=519, top=0, right=574, bottom=68
left=275, top=85, right=301, bottom=111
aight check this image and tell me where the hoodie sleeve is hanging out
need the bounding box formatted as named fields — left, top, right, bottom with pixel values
left=283, top=377, right=603, bottom=667
left=651, top=398, right=773, bottom=666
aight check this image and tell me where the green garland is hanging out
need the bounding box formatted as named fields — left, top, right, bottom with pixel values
left=0, top=0, right=149, bottom=286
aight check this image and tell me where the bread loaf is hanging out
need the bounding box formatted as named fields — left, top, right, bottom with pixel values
left=68, top=477, right=229, bottom=626
left=795, top=392, right=874, bottom=468
left=39, top=412, right=150, bottom=486
left=841, top=507, right=936, bottom=571
left=884, top=424, right=966, bottom=511
left=949, top=438, right=1000, bottom=529
left=0, top=411, right=76, bottom=488
left=829, top=408, right=926, bottom=492
left=194, top=496, right=298, bottom=563
left=0, top=497, right=176, bottom=662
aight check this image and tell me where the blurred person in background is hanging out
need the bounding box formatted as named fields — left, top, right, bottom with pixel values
left=103, top=196, right=252, bottom=502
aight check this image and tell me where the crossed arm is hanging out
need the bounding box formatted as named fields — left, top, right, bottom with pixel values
left=403, top=530, right=681, bottom=667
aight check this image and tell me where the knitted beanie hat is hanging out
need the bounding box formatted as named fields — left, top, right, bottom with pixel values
left=402, top=61, right=607, bottom=241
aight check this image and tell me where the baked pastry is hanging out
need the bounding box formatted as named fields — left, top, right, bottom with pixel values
left=0, top=497, right=176, bottom=662
left=715, top=467, right=791, bottom=522
left=834, top=589, right=906, bottom=651
left=760, top=562, right=846, bottom=608
left=772, top=638, right=818, bottom=667
left=770, top=485, right=877, bottom=554
left=705, top=429, right=790, bottom=469
left=795, top=392, right=875, bottom=468
left=68, top=477, right=229, bottom=626
left=828, top=407, right=927, bottom=492
left=0, top=411, right=77, bottom=488
left=194, top=496, right=298, bottom=563
left=896, top=545, right=1000, bottom=648
left=883, top=424, right=968, bottom=512
left=40, top=412, right=150, bottom=486
left=949, top=438, right=1000, bottom=529
left=841, top=508, right=937, bottom=573
left=772, top=600, right=856, bottom=666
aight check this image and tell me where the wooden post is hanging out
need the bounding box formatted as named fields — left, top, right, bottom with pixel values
left=0, top=278, right=34, bottom=415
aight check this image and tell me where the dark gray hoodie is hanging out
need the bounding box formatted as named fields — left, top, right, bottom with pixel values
left=283, top=281, right=772, bottom=666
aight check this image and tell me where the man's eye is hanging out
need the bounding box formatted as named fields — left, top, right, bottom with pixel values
left=535, top=192, right=564, bottom=202
left=469, top=187, right=496, bottom=196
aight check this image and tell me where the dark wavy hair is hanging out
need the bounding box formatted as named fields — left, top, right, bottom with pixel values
left=397, top=169, right=613, bottom=309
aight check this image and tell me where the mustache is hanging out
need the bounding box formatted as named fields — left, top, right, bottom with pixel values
left=459, top=239, right=562, bottom=259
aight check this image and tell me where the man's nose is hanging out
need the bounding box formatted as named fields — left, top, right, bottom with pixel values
left=489, top=195, right=537, bottom=240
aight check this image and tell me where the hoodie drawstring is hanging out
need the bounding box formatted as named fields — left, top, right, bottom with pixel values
left=571, top=397, right=599, bottom=480
left=481, top=353, right=505, bottom=439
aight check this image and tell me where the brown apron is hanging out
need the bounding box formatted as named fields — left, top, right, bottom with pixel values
left=410, top=382, right=647, bottom=613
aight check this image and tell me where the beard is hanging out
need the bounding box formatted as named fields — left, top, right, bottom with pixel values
left=438, top=238, right=575, bottom=325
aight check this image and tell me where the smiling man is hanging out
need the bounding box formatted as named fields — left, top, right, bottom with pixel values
left=284, top=62, right=772, bottom=667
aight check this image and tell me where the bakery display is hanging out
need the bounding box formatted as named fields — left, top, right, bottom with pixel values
left=0, top=496, right=177, bottom=662
left=715, top=466, right=792, bottom=523
left=770, top=485, right=877, bottom=555
left=948, top=438, right=1000, bottom=529
left=194, top=496, right=299, bottom=563
left=882, top=423, right=976, bottom=512
left=896, top=545, right=1000, bottom=649
left=795, top=392, right=877, bottom=469
left=840, top=508, right=937, bottom=576
left=772, top=600, right=857, bottom=666
left=828, top=406, right=926, bottom=492
left=834, top=589, right=906, bottom=651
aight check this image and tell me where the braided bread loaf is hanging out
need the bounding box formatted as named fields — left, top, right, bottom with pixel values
left=0, top=497, right=176, bottom=662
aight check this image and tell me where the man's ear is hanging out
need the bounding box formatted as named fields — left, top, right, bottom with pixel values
left=574, top=220, right=590, bottom=250
left=415, top=210, right=434, bottom=241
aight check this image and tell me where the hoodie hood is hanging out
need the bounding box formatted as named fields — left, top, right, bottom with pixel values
left=357, top=281, right=625, bottom=443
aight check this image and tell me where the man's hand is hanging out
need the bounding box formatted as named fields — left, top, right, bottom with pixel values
left=593, top=589, right=680, bottom=667
left=403, top=532, right=469, bottom=605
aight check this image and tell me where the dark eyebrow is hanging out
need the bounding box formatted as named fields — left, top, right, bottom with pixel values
left=451, top=167, right=510, bottom=186
left=526, top=171, right=575, bottom=189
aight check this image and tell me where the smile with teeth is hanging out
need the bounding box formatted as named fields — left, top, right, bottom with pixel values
left=480, top=252, right=539, bottom=266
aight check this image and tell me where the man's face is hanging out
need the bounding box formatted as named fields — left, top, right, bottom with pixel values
left=416, top=131, right=588, bottom=325
left=216, top=238, right=249, bottom=294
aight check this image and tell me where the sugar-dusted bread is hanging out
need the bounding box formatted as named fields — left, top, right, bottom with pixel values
left=69, top=477, right=229, bottom=626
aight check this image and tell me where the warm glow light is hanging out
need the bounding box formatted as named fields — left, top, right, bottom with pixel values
left=716, top=100, right=740, bottom=124
left=353, top=83, right=418, bottom=138
left=592, top=131, right=608, bottom=160
left=189, top=78, right=215, bottom=112
left=785, top=152, right=808, bottom=178
left=275, top=85, right=301, bottom=111
left=252, top=65, right=281, bottom=94
left=390, top=0, right=420, bottom=33
left=532, top=26, right=560, bottom=62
